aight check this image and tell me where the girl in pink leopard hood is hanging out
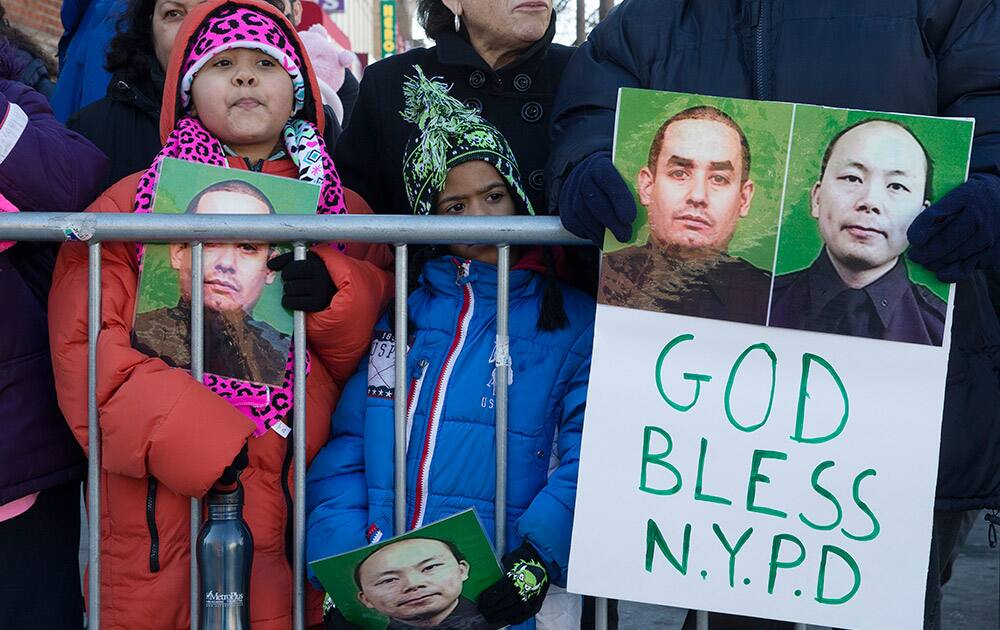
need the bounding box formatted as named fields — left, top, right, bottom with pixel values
left=48, top=1, right=392, bottom=628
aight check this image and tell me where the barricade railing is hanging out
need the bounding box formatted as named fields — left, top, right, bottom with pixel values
left=0, top=212, right=805, bottom=630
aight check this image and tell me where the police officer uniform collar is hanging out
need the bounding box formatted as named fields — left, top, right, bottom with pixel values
left=809, top=248, right=913, bottom=331
left=434, top=10, right=557, bottom=72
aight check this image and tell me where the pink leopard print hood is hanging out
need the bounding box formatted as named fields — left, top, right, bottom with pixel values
left=161, top=0, right=328, bottom=144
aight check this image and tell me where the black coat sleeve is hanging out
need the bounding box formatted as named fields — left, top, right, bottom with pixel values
left=924, top=0, right=1000, bottom=176
left=546, top=1, right=651, bottom=214
left=332, top=64, right=386, bottom=213
left=322, top=103, right=342, bottom=150
left=337, top=69, right=359, bottom=130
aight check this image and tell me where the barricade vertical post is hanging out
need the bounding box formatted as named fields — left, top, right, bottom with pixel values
left=495, top=245, right=510, bottom=554
left=393, top=244, right=408, bottom=536
left=190, top=242, right=204, bottom=630
left=595, top=597, right=608, bottom=630
left=293, top=244, right=308, bottom=630
left=697, top=610, right=709, bottom=629
left=87, top=242, right=102, bottom=630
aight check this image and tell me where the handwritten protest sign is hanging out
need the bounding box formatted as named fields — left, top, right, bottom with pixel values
left=568, top=89, right=973, bottom=629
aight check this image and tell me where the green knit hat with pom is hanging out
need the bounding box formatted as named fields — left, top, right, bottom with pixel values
left=401, top=66, right=534, bottom=216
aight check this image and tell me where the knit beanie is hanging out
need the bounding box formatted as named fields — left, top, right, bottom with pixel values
left=179, top=5, right=307, bottom=114
left=401, top=66, right=534, bottom=217
left=398, top=67, right=567, bottom=331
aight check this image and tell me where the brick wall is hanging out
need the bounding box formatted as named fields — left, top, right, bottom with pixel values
left=5, top=0, right=63, bottom=53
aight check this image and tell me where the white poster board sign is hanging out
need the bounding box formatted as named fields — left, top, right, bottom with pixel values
left=568, top=89, right=973, bottom=630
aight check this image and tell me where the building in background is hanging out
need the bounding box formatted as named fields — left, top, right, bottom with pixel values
left=5, top=0, right=62, bottom=52
left=325, top=0, right=415, bottom=69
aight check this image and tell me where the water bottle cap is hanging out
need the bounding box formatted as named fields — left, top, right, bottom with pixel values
left=208, top=480, right=244, bottom=506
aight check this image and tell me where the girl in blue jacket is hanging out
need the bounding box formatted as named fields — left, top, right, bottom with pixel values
left=306, top=68, right=595, bottom=630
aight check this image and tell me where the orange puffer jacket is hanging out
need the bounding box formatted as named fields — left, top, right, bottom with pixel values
left=47, top=2, right=393, bottom=628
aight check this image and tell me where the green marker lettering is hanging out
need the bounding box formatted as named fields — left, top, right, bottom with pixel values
left=655, top=334, right=712, bottom=412
left=746, top=449, right=788, bottom=519
left=639, top=426, right=682, bottom=496
left=799, top=460, right=843, bottom=531
left=724, top=343, right=777, bottom=432
left=695, top=438, right=732, bottom=506
left=712, top=523, right=753, bottom=588
left=842, top=469, right=880, bottom=542
left=767, top=533, right=806, bottom=595
left=792, top=353, right=849, bottom=444
left=816, top=545, right=861, bottom=605
left=645, top=518, right=692, bottom=576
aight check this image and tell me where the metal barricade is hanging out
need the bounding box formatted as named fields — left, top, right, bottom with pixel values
left=0, top=212, right=805, bottom=630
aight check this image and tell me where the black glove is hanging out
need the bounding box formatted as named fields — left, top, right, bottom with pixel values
left=907, top=173, right=1000, bottom=282
left=322, top=606, right=361, bottom=630
left=558, top=151, right=637, bottom=247
left=267, top=250, right=337, bottom=312
left=217, top=442, right=249, bottom=487
left=477, top=543, right=550, bottom=626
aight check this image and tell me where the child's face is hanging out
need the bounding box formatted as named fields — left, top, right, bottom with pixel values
left=190, top=48, right=294, bottom=160
left=434, top=160, right=517, bottom=265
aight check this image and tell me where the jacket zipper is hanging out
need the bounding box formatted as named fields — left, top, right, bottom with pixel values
left=751, top=0, right=769, bottom=100
left=282, top=438, right=295, bottom=565
left=146, top=476, right=161, bottom=572
left=405, top=360, right=430, bottom=448
left=409, top=262, right=475, bottom=530
left=243, top=157, right=266, bottom=172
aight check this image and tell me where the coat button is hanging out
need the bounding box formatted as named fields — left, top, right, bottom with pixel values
left=463, top=97, right=483, bottom=114
left=514, top=73, right=532, bottom=92
left=468, top=70, right=486, bottom=89
left=521, top=101, right=543, bottom=123
left=528, top=169, right=545, bottom=191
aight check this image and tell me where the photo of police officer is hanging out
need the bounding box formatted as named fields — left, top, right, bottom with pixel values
left=133, top=179, right=292, bottom=385
left=353, top=537, right=493, bottom=630
left=770, top=119, right=946, bottom=346
left=599, top=105, right=772, bottom=325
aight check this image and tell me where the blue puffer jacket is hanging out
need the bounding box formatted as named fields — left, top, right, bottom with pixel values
left=306, top=255, right=595, bottom=596
left=548, top=0, right=1000, bottom=511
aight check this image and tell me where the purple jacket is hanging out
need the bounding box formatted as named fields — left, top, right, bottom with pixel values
left=0, top=79, right=108, bottom=503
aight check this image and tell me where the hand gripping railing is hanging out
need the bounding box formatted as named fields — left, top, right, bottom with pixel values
left=0, top=212, right=805, bottom=630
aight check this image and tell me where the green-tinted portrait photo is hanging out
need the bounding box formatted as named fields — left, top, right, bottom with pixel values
left=133, top=159, right=320, bottom=386
left=600, top=89, right=793, bottom=327
left=769, top=109, right=972, bottom=347
left=599, top=88, right=973, bottom=347
left=310, top=511, right=504, bottom=630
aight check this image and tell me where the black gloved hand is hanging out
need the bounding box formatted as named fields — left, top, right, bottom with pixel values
left=907, top=173, right=1000, bottom=282
left=267, top=250, right=337, bottom=312
left=217, top=442, right=249, bottom=487
left=323, top=606, right=361, bottom=630
left=477, top=543, right=550, bottom=626
left=557, top=151, right=637, bottom=247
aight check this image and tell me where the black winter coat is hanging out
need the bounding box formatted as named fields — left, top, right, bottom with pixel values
left=333, top=14, right=573, bottom=215
left=68, top=68, right=163, bottom=191
left=69, top=67, right=348, bottom=191
left=549, top=0, right=1000, bottom=511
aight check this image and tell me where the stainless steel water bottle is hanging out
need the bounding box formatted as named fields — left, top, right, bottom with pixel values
left=197, top=480, right=253, bottom=630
